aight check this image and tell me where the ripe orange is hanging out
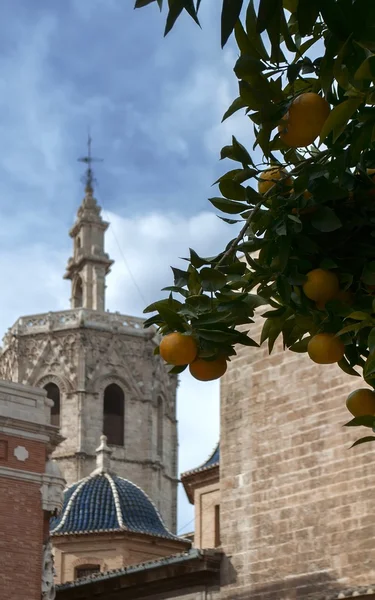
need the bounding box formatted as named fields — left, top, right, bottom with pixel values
left=258, top=167, right=292, bottom=196
left=189, top=356, right=227, bottom=381
left=159, top=332, right=198, bottom=366
left=346, top=388, right=375, bottom=417
left=307, top=333, right=345, bottom=365
left=303, top=269, right=340, bottom=304
left=279, top=93, right=330, bottom=148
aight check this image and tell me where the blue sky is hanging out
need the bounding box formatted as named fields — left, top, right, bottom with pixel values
left=0, top=0, right=249, bottom=532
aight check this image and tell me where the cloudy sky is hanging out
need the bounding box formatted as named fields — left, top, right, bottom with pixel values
left=0, top=0, right=249, bottom=532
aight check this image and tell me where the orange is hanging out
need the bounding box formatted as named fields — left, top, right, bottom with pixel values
left=258, top=167, right=293, bottom=196
left=159, top=332, right=198, bottom=366
left=307, top=333, right=345, bottom=365
left=302, top=269, right=340, bottom=304
left=367, top=168, right=375, bottom=180
left=346, top=388, right=375, bottom=417
left=279, top=93, right=330, bottom=148
left=189, top=356, right=228, bottom=381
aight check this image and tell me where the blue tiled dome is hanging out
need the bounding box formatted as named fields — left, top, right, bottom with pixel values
left=50, top=472, right=177, bottom=540
left=202, top=443, right=219, bottom=469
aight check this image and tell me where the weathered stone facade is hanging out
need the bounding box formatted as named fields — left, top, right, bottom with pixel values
left=219, top=310, right=375, bottom=599
left=0, top=179, right=179, bottom=532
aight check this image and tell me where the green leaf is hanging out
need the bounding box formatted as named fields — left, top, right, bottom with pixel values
left=311, top=207, right=342, bottom=232
left=297, top=0, right=319, bottom=36
left=189, top=248, right=208, bottom=268
left=209, top=197, right=247, bottom=214
left=200, top=268, right=227, bottom=292
left=134, top=0, right=159, bottom=7
left=172, top=267, right=189, bottom=288
left=185, top=294, right=212, bottom=311
left=245, top=0, right=269, bottom=61
left=364, top=352, right=375, bottom=379
left=164, top=0, right=184, bottom=36
left=346, top=312, right=371, bottom=321
left=243, top=293, right=268, bottom=308
left=234, top=55, right=265, bottom=79
left=319, top=0, right=351, bottom=40
left=222, top=97, right=247, bottom=122
left=354, top=55, right=375, bottom=81
left=289, top=337, right=311, bottom=353
left=368, top=328, right=375, bottom=353
left=276, top=276, right=292, bottom=303
left=350, top=436, right=375, bottom=448
left=197, top=329, right=238, bottom=343
left=162, top=285, right=189, bottom=298
left=338, top=357, right=361, bottom=377
left=187, top=266, right=201, bottom=295
left=344, top=415, right=375, bottom=428
left=221, top=0, right=244, bottom=48
left=143, top=297, right=183, bottom=314
left=287, top=63, right=301, bottom=84
left=232, top=136, right=253, bottom=164
left=362, top=262, right=375, bottom=285
left=320, top=97, right=363, bottom=143
left=256, top=0, right=278, bottom=34
left=158, top=305, right=186, bottom=330
left=219, top=179, right=246, bottom=200
left=168, top=364, right=188, bottom=375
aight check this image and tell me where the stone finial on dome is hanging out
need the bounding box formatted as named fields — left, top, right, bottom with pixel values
left=94, top=435, right=112, bottom=473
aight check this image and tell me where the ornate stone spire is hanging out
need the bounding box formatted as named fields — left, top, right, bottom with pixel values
left=64, top=136, right=114, bottom=312
left=94, top=435, right=112, bottom=473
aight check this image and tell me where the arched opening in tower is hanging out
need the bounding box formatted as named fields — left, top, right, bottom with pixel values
left=103, top=384, right=124, bottom=446
left=44, top=382, right=61, bottom=427
left=73, top=276, right=83, bottom=308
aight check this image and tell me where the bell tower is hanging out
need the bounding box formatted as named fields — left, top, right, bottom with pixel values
left=64, top=137, right=113, bottom=312
left=0, top=140, right=179, bottom=532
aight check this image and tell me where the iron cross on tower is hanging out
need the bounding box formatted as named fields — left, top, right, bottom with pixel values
left=78, top=135, right=103, bottom=191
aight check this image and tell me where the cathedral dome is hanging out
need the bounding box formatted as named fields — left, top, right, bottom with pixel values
left=50, top=436, right=177, bottom=540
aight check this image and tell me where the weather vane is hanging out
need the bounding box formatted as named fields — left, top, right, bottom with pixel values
left=78, top=132, right=103, bottom=191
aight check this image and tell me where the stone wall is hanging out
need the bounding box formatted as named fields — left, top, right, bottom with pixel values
left=220, top=311, right=375, bottom=599
left=53, top=533, right=189, bottom=584
left=194, top=483, right=220, bottom=549
left=136, top=588, right=220, bottom=600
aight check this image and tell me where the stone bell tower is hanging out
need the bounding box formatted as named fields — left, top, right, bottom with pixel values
left=0, top=139, right=179, bottom=531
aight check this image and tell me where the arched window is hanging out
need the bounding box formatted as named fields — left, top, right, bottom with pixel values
left=75, top=565, right=100, bottom=580
left=44, top=383, right=60, bottom=427
left=103, top=384, right=124, bottom=446
left=157, top=396, right=163, bottom=459
left=73, top=276, right=83, bottom=308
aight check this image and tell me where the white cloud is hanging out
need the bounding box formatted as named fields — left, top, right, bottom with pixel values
left=0, top=0, right=236, bottom=533
left=103, top=208, right=240, bottom=317
left=0, top=207, right=224, bottom=530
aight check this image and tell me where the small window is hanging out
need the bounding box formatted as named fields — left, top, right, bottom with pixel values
left=103, top=384, right=124, bottom=446
left=73, top=276, right=83, bottom=308
left=44, top=383, right=60, bottom=428
left=157, top=396, right=163, bottom=458
left=214, top=505, right=220, bottom=547
left=75, top=565, right=100, bottom=580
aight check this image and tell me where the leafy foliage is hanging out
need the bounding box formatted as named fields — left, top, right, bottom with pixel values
left=137, top=0, right=375, bottom=446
